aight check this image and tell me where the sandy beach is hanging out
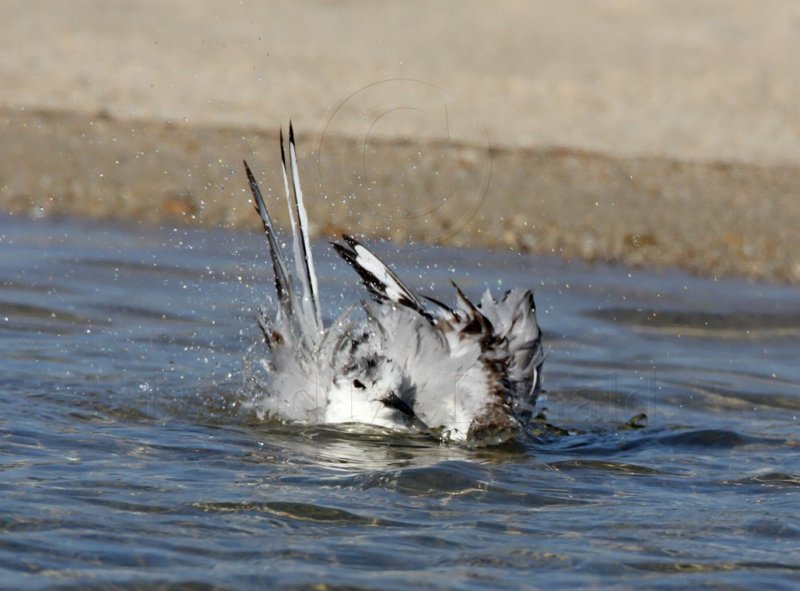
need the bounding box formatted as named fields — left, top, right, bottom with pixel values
left=1, top=0, right=798, bottom=282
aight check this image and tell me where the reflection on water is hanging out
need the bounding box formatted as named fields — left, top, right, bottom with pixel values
left=1, top=213, right=798, bottom=590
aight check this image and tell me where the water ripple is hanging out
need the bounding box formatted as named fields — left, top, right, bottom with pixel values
left=2, top=215, right=799, bottom=590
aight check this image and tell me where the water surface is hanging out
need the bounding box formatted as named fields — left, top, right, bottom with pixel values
left=1, top=214, right=798, bottom=590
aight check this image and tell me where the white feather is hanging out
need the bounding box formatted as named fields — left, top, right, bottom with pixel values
left=288, top=127, right=323, bottom=332
left=243, top=126, right=545, bottom=445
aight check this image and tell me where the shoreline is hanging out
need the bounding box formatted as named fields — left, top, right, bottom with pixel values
left=2, top=107, right=799, bottom=284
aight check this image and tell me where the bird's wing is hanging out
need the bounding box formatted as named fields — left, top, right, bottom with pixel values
left=282, top=123, right=322, bottom=333
left=332, top=235, right=431, bottom=319
left=243, top=159, right=304, bottom=345
left=244, top=125, right=324, bottom=350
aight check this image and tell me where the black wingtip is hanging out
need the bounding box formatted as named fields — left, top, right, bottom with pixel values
left=526, top=289, right=536, bottom=312
left=331, top=241, right=356, bottom=263
left=243, top=161, right=268, bottom=216
left=342, top=234, right=359, bottom=248
left=330, top=238, right=348, bottom=251
left=243, top=160, right=258, bottom=194
left=279, top=128, right=286, bottom=164
left=451, top=279, right=480, bottom=313
left=420, top=293, right=455, bottom=316
left=289, top=120, right=295, bottom=145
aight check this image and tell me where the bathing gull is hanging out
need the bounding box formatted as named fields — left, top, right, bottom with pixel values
left=243, top=124, right=545, bottom=444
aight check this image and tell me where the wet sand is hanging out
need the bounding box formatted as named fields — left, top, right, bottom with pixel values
left=1, top=1, right=798, bottom=282
left=3, top=107, right=798, bottom=283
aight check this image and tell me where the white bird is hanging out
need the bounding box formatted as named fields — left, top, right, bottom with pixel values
left=243, top=124, right=545, bottom=445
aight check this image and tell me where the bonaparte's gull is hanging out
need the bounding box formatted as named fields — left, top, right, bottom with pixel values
left=243, top=124, right=545, bottom=444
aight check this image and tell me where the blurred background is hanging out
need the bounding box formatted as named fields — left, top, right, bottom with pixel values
left=1, top=0, right=798, bottom=282
left=2, top=6, right=800, bottom=588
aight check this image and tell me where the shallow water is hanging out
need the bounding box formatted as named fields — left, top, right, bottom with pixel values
left=1, top=213, right=798, bottom=590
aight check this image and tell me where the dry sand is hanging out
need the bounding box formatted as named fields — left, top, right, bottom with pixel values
left=1, top=1, right=799, bottom=282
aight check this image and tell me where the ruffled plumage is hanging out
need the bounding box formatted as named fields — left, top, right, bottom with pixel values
left=243, top=125, right=545, bottom=444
